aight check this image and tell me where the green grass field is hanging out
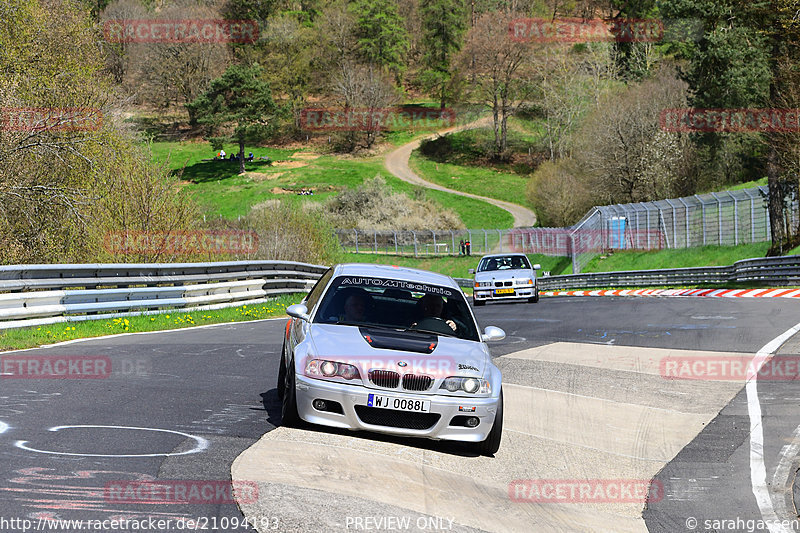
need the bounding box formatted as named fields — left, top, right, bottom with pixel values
left=0, top=295, right=304, bottom=352
left=581, top=242, right=770, bottom=273
left=148, top=140, right=513, bottom=228
left=408, top=151, right=534, bottom=209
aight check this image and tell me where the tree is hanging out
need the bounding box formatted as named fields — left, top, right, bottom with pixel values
left=350, top=0, right=409, bottom=80
left=660, top=0, right=800, bottom=254
left=257, top=13, right=317, bottom=137
left=187, top=65, right=284, bottom=174
left=0, top=0, right=195, bottom=264
left=331, top=61, right=398, bottom=151
left=120, top=1, right=232, bottom=120
left=458, top=11, right=533, bottom=159
left=420, top=0, right=469, bottom=109
left=569, top=67, right=695, bottom=204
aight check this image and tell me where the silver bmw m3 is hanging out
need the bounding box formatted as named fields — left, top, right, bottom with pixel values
left=277, top=263, right=507, bottom=455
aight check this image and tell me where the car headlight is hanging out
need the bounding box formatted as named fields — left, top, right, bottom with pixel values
left=440, top=376, right=491, bottom=394
left=474, top=281, right=492, bottom=288
left=305, top=359, right=361, bottom=380
left=515, top=278, right=533, bottom=285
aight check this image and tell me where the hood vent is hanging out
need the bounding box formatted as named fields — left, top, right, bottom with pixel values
left=359, top=327, right=438, bottom=354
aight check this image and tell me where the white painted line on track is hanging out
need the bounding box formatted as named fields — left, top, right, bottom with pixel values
left=14, top=425, right=209, bottom=457
left=0, top=421, right=9, bottom=434
left=747, top=321, right=800, bottom=532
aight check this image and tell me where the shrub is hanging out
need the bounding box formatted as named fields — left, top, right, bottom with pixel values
left=324, top=176, right=463, bottom=230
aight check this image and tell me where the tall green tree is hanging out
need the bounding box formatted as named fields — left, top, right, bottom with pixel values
left=187, top=65, right=284, bottom=174
left=661, top=0, right=800, bottom=253
left=420, top=0, right=469, bottom=109
left=350, top=0, right=409, bottom=80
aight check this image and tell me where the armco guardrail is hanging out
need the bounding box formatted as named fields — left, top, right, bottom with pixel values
left=536, top=255, right=800, bottom=290
left=0, top=261, right=326, bottom=330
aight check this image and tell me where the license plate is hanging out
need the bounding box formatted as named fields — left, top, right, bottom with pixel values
left=367, top=394, right=430, bottom=413
left=495, top=288, right=515, bottom=295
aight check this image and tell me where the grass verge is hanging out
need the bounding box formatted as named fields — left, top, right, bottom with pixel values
left=0, top=294, right=304, bottom=352
left=581, top=242, right=771, bottom=273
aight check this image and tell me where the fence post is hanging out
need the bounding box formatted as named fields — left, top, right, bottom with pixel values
left=710, top=192, right=722, bottom=245
left=678, top=197, right=690, bottom=247
left=694, top=195, right=706, bottom=245
left=354, top=229, right=359, bottom=253
left=450, top=230, right=455, bottom=256
left=412, top=231, right=418, bottom=258
left=569, top=233, right=578, bottom=274
left=432, top=231, right=437, bottom=255
left=497, top=229, right=503, bottom=252
left=665, top=199, right=678, bottom=249
left=373, top=230, right=378, bottom=253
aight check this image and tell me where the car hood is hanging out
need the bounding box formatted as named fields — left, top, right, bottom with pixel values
left=307, top=323, right=488, bottom=378
left=474, top=268, right=534, bottom=282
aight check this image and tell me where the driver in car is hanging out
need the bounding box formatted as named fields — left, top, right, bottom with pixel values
left=339, top=288, right=371, bottom=323
left=411, top=294, right=457, bottom=332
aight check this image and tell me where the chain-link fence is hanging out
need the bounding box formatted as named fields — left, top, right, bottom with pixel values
left=334, top=229, right=510, bottom=257
left=334, top=186, right=793, bottom=273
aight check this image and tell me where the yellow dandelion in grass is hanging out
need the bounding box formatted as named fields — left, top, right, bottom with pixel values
left=166, top=315, right=170, bottom=319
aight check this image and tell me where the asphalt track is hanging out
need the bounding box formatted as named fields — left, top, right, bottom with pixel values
left=1, top=297, right=799, bottom=532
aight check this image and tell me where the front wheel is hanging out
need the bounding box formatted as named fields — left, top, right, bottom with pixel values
left=473, top=297, right=485, bottom=307
left=280, top=356, right=300, bottom=427
left=528, top=290, right=539, bottom=303
left=475, top=389, right=503, bottom=456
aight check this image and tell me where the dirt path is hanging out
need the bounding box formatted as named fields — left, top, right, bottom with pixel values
left=384, top=117, right=537, bottom=228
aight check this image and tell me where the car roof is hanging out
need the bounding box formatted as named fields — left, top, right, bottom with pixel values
left=478, top=253, right=529, bottom=259
left=332, top=263, right=459, bottom=289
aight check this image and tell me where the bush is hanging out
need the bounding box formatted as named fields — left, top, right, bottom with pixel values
left=324, top=176, right=463, bottom=230
left=243, top=200, right=342, bottom=265
left=527, top=159, right=595, bottom=227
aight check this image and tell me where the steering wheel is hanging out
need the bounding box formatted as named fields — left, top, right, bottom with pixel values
left=411, top=316, right=454, bottom=335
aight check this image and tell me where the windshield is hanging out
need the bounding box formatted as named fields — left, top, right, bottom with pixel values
left=477, top=255, right=531, bottom=272
left=314, top=275, right=479, bottom=341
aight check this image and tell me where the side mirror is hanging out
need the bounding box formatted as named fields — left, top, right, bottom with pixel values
left=286, top=303, right=310, bottom=321
left=481, top=326, right=505, bottom=342
left=468, top=268, right=475, bottom=275
left=533, top=264, right=541, bottom=270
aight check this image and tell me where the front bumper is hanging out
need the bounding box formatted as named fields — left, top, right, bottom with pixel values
left=295, top=374, right=499, bottom=442
left=473, top=284, right=537, bottom=301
